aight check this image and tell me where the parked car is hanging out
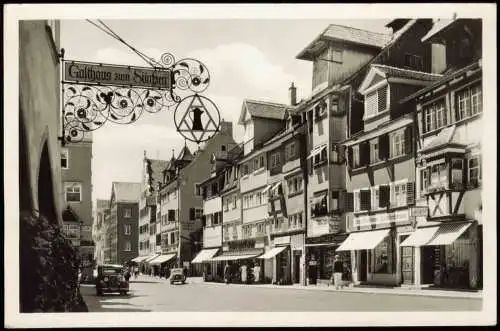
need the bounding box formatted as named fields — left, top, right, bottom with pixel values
left=169, top=268, right=186, bottom=285
left=95, top=264, right=129, bottom=296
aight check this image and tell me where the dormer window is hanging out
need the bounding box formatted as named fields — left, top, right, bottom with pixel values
left=365, top=85, right=388, bottom=119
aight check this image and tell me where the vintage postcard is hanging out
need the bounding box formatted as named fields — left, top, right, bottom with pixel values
left=4, top=3, right=497, bottom=327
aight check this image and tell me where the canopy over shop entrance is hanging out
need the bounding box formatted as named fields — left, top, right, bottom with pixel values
left=257, top=246, right=287, bottom=259
left=400, top=222, right=473, bottom=247
left=191, top=248, right=220, bottom=263
left=149, top=254, right=176, bottom=265
left=131, top=255, right=150, bottom=263
left=335, top=229, right=390, bottom=251
left=210, top=250, right=262, bottom=262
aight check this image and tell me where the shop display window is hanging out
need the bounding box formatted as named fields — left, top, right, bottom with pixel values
left=370, top=234, right=396, bottom=274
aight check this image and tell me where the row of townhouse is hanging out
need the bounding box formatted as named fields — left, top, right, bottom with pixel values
left=189, top=17, right=482, bottom=290
left=130, top=122, right=237, bottom=275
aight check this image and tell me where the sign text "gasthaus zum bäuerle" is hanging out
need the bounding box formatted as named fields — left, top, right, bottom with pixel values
left=63, top=61, right=172, bottom=90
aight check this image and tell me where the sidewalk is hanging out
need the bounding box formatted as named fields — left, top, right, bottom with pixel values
left=200, top=279, right=483, bottom=299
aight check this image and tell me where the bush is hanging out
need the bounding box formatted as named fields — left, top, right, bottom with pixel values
left=20, top=212, right=88, bottom=312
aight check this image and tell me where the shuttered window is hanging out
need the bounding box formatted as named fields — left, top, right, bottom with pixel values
left=406, top=181, right=415, bottom=205
left=360, top=189, right=371, bottom=211
left=344, top=192, right=354, bottom=212
left=379, top=185, right=390, bottom=208
left=378, top=134, right=390, bottom=159
left=365, top=86, right=388, bottom=118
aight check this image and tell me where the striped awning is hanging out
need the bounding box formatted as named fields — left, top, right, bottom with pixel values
left=335, top=229, right=390, bottom=251
left=424, top=222, right=472, bottom=246
left=131, top=255, right=150, bottom=263
left=400, top=226, right=440, bottom=247
left=149, top=254, right=176, bottom=265
left=144, top=253, right=160, bottom=263
left=257, top=246, right=287, bottom=259
left=210, top=250, right=262, bottom=262
left=191, top=248, right=220, bottom=263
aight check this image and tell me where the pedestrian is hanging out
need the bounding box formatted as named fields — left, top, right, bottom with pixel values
left=253, top=263, right=261, bottom=284
left=333, top=255, right=344, bottom=290
left=240, top=263, right=248, bottom=284
left=124, top=269, right=131, bottom=282
left=224, top=263, right=230, bottom=284
left=134, top=266, right=139, bottom=279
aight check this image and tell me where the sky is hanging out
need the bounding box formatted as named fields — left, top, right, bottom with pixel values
left=60, top=19, right=392, bottom=203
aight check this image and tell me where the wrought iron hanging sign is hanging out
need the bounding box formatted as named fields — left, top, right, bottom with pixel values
left=60, top=51, right=220, bottom=145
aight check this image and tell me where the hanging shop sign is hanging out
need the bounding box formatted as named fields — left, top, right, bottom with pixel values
left=63, top=61, right=172, bottom=90
left=60, top=51, right=220, bottom=145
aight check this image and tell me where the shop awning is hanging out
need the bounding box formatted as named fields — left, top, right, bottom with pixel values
left=210, top=252, right=262, bottom=262
left=149, top=254, right=176, bottom=265
left=424, top=222, right=472, bottom=246
left=191, top=248, right=220, bottom=263
left=335, top=229, right=390, bottom=251
left=400, top=227, right=440, bottom=247
left=311, top=194, right=327, bottom=205
left=144, top=253, right=161, bottom=263
left=131, top=255, right=150, bottom=263
left=307, top=144, right=327, bottom=159
left=257, top=246, right=287, bottom=259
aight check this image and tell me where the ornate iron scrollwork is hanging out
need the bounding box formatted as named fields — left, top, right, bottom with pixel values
left=61, top=52, right=219, bottom=145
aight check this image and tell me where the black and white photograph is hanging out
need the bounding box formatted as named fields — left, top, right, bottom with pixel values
left=4, top=3, right=497, bottom=327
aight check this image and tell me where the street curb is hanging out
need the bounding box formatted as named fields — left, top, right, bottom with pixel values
left=201, top=281, right=483, bottom=300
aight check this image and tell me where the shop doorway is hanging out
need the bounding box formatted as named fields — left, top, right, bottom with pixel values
left=359, top=250, right=367, bottom=282
left=293, top=250, right=301, bottom=284
left=400, top=235, right=414, bottom=285
left=421, top=246, right=436, bottom=284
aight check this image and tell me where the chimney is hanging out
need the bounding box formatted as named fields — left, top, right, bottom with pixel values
left=289, top=82, right=297, bottom=106
left=219, top=120, right=233, bottom=137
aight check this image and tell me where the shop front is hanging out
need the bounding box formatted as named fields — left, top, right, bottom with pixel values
left=210, top=248, right=264, bottom=283
left=191, top=248, right=220, bottom=282
left=337, top=228, right=401, bottom=286
left=400, top=221, right=481, bottom=290
left=149, top=253, right=176, bottom=278
left=304, top=233, right=349, bottom=285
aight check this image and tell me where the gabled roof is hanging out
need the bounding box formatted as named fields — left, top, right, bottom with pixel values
left=296, top=24, right=392, bottom=61
left=112, top=182, right=141, bottom=203
left=358, top=64, right=443, bottom=94
left=238, top=99, right=288, bottom=124
left=176, top=145, right=193, bottom=162
left=421, top=19, right=455, bottom=43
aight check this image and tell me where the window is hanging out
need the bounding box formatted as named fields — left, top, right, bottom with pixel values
left=371, top=186, right=380, bottom=210
left=332, top=50, right=343, bottom=63
left=423, top=99, right=447, bottom=133
left=370, top=139, right=380, bottom=163
left=195, top=208, right=203, bottom=219
left=168, top=209, right=176, bottom=222
left=365, top=85, right=388, bottom=118
left=124, top=224, right=131, bottom=235
left=257, top=222, right=266, bottom=235
left=221, top=145, right=226, bottom=151
left=64, top=182, right=82, bottom=202
left=287, top=176, right=303, bottom=195
left=270, top=152, right=281, bottom=168
left=232, top=195, right=237, bottom=209
left=456, top=84, right=482, bottom=121
left=124, top=241, right=131, bottom=252
left=420, top=168, right=430, bottom=193
left=223, top=198, right=229, bottom=212
left=468, top=155, right=481, bottom=188
left=256, top=192, right=262, bottom=205
left=390, top=130, right=405, bottom=158
left=393, top=182, right=407, bottom=207
left=331, top=191, right=339, bottom=211
left=213, top=212, right=222, bottom=226
left=371, top=234, right=396, bottom=274
left=286, top=142, right=297, bottom=160
left=352, top=145, right=360, bottom=168
left=242, top=163, right=250, bottom=176
left=430, top=162, right=448, bottom=189
left=61, top=148, right=69, bottom=169
left=194, top=184, right=202, bottom=197
left=404, top=54, right=424, bottom=71
left=243, top=225, right=252, bottom=239
left=451, top=158, right=464, bottom=189
left=253, top=155, right=265, bottom=171
left=170, top=232, right=175, bottom=245
left=124, top=208, right=132, bottom=218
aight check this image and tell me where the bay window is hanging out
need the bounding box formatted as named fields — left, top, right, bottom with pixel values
left=451, top=158, right=464, bottom=189
left=430, top=162, right=448, bottom=189
left=468, top=155, right=481, bottom=188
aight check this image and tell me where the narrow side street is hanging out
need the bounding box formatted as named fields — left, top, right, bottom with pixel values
left=80, top=277, right=482, bottom=312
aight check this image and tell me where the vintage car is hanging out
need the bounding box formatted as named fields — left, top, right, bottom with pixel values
left=95, top=264, right=129, bottom=296
left=169, top=268, right=186, bottom=285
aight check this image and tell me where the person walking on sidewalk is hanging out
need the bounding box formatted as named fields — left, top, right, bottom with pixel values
left=333, top=255, right=344, bottom=290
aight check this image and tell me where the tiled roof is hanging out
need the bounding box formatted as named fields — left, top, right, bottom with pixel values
left=297, top=24, right=392, bottom=60
left=240, top=99, right=288, bottom=123
left=371, top=64, right=443, bottom=82
left=112, top=182, right=141, bottom=203
left=421, top=19, right=454, bottom=43
left=323, top=24, right=392, bottom=49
